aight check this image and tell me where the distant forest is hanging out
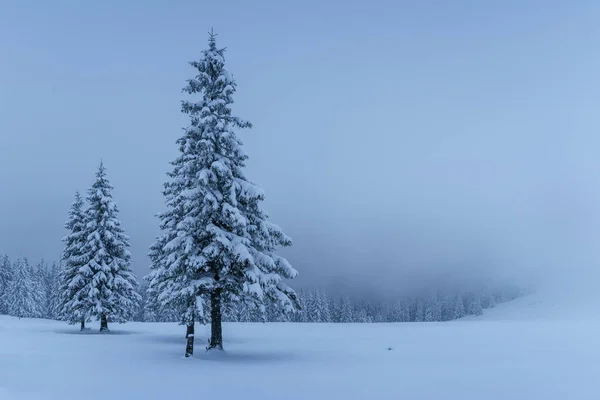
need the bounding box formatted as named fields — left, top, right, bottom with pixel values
left=141, top=282, right=522, bottom=324
left=0, top=255, right=521, bottom=324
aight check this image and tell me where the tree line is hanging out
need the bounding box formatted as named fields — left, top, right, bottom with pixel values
left=0, top=257, right=520, bottom=325
left=140, top=285, right=521, bottom=324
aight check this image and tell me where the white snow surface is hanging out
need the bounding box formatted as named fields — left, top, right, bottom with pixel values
left=1, top=296, right=599, bottom=400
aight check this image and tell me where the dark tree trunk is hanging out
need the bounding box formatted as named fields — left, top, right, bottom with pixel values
left=100, top=314, right=108, bottom=332
left=80, top=319, right=85, bottom=331
left=185, top=315, right=195, bottom=358
left=208, top=288, right=223, bottom=351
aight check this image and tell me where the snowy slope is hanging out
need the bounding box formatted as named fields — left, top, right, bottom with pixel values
left=477, top=287, right=600, bottom=321
left=1, top=310, right=599, bottom=400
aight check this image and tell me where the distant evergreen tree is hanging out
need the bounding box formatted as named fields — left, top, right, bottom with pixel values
left=6, top=258, right=43, bottom=318
left=468, top=293, right=484, bottom=316
left=79, top=163, right=141, bottom=331
left=36, top=260, right=60, bottom=319
left=414, top=298, right=425, bottom=322
left=440, top=295, right=455, bottom=321
left=0, top=254, right=12, bottom=314
left=58, top=191, right=91, bottom=329
left=29, top=263, right=46, bottom=318
left=147, top=31, right=299, bottom=356
left=319, top=290, right=331, bottom=322
left=339, top=296, right=354, bottom=323
left=306, top=289, right=322, bottom=322
left=424, top=297, right=442, bottom=322
left=453, top=294, right=466, bottom=319
left=487, top=293, right=496, bottom=309
left=354, top=308, right=370, bottom=323
left=134, top=282, right=149, bottom=322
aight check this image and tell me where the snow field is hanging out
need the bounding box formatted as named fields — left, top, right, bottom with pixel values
left=1, top=305, right=599, bottom=400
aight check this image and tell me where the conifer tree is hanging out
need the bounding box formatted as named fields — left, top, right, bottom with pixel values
left=35, top=260, right=60, bottom=319
left=147, top=30, right=298, bottom=356
left=0, top=254, right=12, bottom=314
left=79, top=163, right=141, bottom=331
left=468, top=293, right=484, bottom=316
left=453, top=294, right=466, bottom=319
left=306, top=289, right=322, bottom=322
left=29, top=263, right=46, bottom=318
left=487, top=293, right=496, bottom=309
left=58, top=191, right=91, bottom=329
left=339, top=296, right=354, bottom=323
left=424, top=297, right=442, bottom=322
left=319, top=290, right=331, bottom=322
left=6, top=258, right=43, bottom=318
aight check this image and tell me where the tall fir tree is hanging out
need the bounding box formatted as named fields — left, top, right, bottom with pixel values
left=147, top=31, right=298, bottom=356
left=0, top=254, right=12, bottom=314
left=79, top=163, right=141, bottom=331
left=6, top=258, right=43, bottom=318
left=58, top=191, right=91, bottom=329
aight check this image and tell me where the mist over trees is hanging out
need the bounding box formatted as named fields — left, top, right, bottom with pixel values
left=136, top=282, right=520, bottom=324
left=0, top=250, right=521, bottom=324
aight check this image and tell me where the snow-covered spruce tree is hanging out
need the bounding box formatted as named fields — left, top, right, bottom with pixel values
left=147, top=31, right=298, bottom=356
left=6, top=258, right=43, bottom=318
left=79, top=163, right=141, bottom=331
left=339, top=296, right=354, bottom=323
left=453, top=294, right=466, bottom=319
left=35, top=260, right=60, bottom=319
left=306, top=289, right=322, bottom=322
left=0, top=254, right=12, bottom=314
left=486, top=293, right=496, bottom=309
left=44, top=262, right=61, bottom=319
left=424, top=297, right=442, bottom=322
left=320, top=290, right=332, bottom=322
left=29, top=263, right=46, bottom=318
left=58, top=191, right=92, bottom=329
left=467, top=293, right=483, bottom=316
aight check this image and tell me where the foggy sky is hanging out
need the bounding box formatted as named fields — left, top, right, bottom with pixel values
left=2, top=0, right=600, bottom=296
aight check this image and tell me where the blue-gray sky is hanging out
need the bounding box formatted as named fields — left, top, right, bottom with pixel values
left=1, top=0, right=600, bottom=295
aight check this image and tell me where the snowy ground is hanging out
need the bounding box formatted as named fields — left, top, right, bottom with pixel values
left=1, top=296, right=599, bottom=400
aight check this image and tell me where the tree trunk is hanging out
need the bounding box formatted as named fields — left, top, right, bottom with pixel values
left=208, top=288, right=223, bottom=351
left=80, top=319, right=85, bottom=331
left=185, top=315, right=195, bottom=358
left=100, top=314, right=108, bottom=332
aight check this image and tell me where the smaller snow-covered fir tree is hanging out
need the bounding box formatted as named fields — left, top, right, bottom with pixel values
left=6, top=258, right=43, bottom=318
left=79, top=163, right=141, bottom=331
left=58, top=191, right=91, bottom=329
